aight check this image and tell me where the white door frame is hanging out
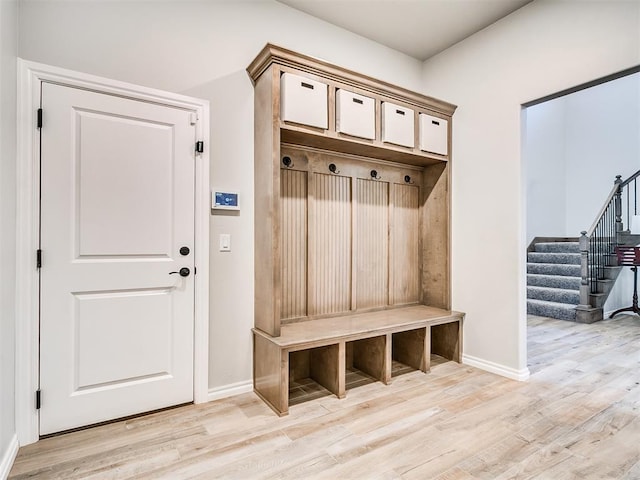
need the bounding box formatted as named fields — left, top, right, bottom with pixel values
left=15, top=59, right=210, bottom=445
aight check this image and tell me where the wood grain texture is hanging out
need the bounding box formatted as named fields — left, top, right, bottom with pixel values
left=253, top=332, right=288, bottom=415
left=421, top=163, right=450, bottom=310
left=393, top=327, right=428, bottom=373
left=12, top=314, right=640, bottom=480
left=280, top=169, right=307, bottom=320
left=309, top=344, right=342, bottom=397
left=392, top=183, right=420, bottom=305
left=310, top=173, right=352, bottom=316
left=356, top=179, right=389, bottom=309
left=431, top=320, right=461, bottom=362
left=351, top=336, right=388, bottom=383
left=253, top=65, right=281, bottom=336
left=261, top=305, right=463, bottom=349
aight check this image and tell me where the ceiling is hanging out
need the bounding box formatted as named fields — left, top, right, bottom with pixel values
left=276, top=0, right=532, bottom=61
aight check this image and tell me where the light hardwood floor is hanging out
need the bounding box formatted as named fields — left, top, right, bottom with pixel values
left=10, top=314, right=640, bottom=479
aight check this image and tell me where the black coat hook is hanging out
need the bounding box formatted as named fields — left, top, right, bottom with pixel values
left=282, top=156, right=294, bottom=168
left=404, top=175, right=414, bottom=184
left=329, top=163, right=340, bottom=174
left=370, top=169, right=381, bottom=180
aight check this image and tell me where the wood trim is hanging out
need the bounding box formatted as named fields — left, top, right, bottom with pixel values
left=16, top=59, right=211, bottom=445
left=246, top=44, right=457, bottom=116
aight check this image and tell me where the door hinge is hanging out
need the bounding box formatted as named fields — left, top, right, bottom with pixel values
left=194, top=266, right=197, bottom=275
left=36, top=390, right=41, bottom=410
left=189, top=112, right=198, bottom=125
left=36, top=249, right=42, bottom=269
left=37, top=108, right=43, bottom=129
left=195, top=141, right=204, bottom=154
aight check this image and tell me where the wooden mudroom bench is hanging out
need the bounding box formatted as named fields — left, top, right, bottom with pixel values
left=253, top=305, right=464, bottom=416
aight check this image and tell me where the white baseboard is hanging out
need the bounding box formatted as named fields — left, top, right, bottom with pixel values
left=462, top=354, right=530, bottom=381
left=207, top=380, right=253, bottom=402
left=0, top=434, right=19, bottom=480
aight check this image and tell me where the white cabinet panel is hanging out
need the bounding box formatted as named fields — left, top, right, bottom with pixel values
left=381, top=102, right=414, bottom=148
left=280, top=72, right=328, bottom=129
left=336, top=89, right=375, bottom=140
left=419, top=113, right=448, bottom=156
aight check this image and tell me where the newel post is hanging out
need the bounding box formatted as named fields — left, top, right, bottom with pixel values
left=579, top=231, right=590, bottom=308
left=615, top=175, right=623, bottom=233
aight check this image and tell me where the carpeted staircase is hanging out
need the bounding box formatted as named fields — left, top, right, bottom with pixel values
left=527, top=241, right=581, bottom=320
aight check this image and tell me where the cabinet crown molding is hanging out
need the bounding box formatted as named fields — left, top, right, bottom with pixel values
left=246, top=43, right=457, bottom=117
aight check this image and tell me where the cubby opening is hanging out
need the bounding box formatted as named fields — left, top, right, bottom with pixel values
left=288, top=345, right=340, bottom=406
left=345, top=336, right=387, bottom=391
left=431, top=322, right=461, bottom=363
left=392, top=327, right=428, bottom=378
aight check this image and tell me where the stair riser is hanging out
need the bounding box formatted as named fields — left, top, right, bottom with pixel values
left=528, top=252, right=580, bottom=265
left=527, top=287, right=580, bottom=305
left=527, top=264, right=581, bottom=276
left=527, top=275, right=581, bottom=290
left=534, top=242, right=580, bottom=253
left=527, top=301, right=577, bottom=321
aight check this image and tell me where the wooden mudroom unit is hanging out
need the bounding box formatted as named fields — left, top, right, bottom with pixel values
left=247, top=44, right=465, bottom=416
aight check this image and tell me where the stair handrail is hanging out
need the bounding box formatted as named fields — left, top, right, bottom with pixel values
left=618, top=168, right=640, bottom=188
left=579, top=169, right=640, bottom=314
left=585, top=182, right=620, bottom=237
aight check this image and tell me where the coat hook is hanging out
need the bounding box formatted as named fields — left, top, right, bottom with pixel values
left=282, top=156, right=294, bottom=168
left=404, top=175, right=414, bottom=184
left=370, top=169, right=381, bottom=180
left=329, top=163, right=340, bottom=174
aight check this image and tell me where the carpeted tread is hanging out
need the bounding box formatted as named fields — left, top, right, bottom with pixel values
left=526, top=286, right=580, bottom=305
left=527, top=263, right=581, bottom=276
left=527, top=252, right=580, bottom=265
left=527, top=274, right=581, bottom=290
left=527, top=299, right=577, bottom=321
left=534, top=242, right=580, bottom=253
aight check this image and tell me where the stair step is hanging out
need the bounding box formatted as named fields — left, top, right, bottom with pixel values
left=617, top=232, right=640, bottom=246
left=527, top=274, right=581, bottom=290
left=527, top=263, right=581, bottom=277
left=527, top=252, right=580, bottom=265
left=527, top=286, right=580, bottom=305
left=534, top=242, right=580, bottom=253
left=527, top=299, right=577, bottom=321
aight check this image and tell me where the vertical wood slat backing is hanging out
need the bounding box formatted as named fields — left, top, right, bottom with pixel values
left=280, top=169, right=308, bottom=320
left=392, top=184, right=420, bottom=304
left=311, top=173, right=352, bottom=316
left=356, top=179, right=389, bottom=309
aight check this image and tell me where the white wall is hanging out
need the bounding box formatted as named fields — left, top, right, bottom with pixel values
left=0, top=0, right=18, bottom=473
left=524, top=99, right=567, bottom=244
left=564, top=73, right=640, bottom=235
left=18, top=0, right=423, bottom=393
left=420, top=0, right=640, bottom=374
left=527, top=73, right=640, bottom=241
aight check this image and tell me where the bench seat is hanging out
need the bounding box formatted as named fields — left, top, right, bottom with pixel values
left=253, top=305, right=464, bottom=415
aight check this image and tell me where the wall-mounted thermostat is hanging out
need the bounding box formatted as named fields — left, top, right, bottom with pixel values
left=212, top=189, right=240, bottom=210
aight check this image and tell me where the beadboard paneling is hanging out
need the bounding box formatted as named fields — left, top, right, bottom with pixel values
left=280, top=169, right=308, bottom=320
left=310, top=173, right=352, bottom=316
left=356, top=179, right=389, bottom=309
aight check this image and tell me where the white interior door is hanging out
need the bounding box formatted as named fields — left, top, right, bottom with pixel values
left=39, top=82, right=196, bottom=435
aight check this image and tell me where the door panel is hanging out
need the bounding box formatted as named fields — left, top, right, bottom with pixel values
left=76, top=110, right=174, bottom=257
left=40, top=82, right=196, bottom=435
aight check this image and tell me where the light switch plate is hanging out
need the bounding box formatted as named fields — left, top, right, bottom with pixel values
left=219, top=234, right=231, bottom=252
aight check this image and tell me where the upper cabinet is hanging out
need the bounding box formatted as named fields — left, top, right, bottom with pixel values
left=247, top=44, right=456, bottom=168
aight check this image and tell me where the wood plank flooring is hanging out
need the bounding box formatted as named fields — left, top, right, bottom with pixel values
left=10, top=314, right=640, bottom=479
